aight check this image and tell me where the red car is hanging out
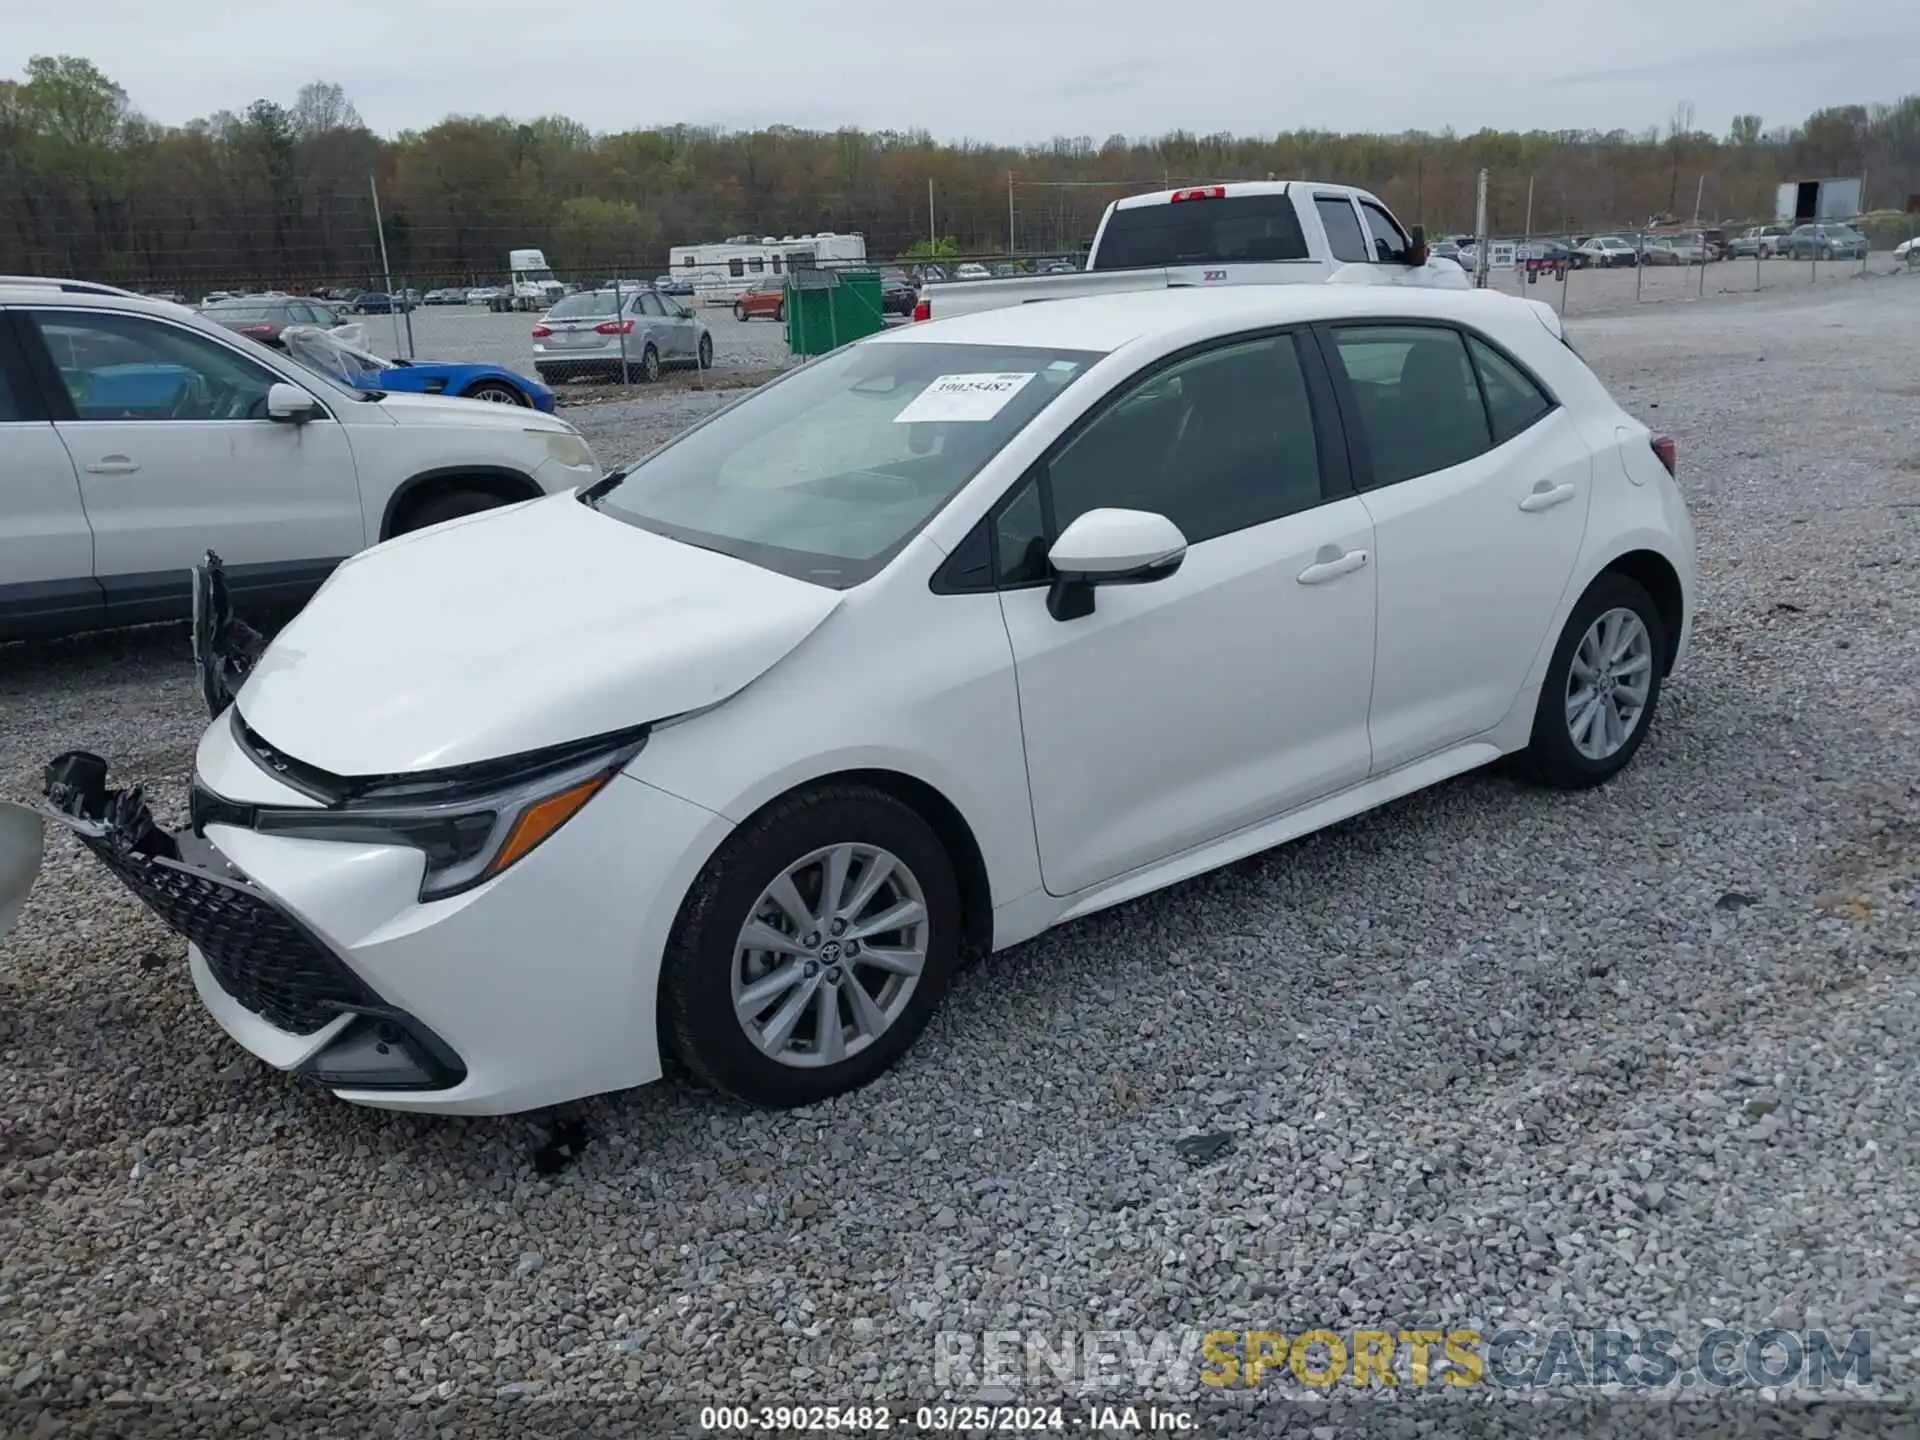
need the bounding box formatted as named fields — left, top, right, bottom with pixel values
left=732, top=281, right=785, bottom=322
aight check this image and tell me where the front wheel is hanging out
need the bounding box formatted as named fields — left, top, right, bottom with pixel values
left=1516, top=573, right=1667, bottom=790
left=697, top=333, right=713, bottom=369
left=660, top=784, right=962, bottom=1107
left=774, top=301, right=785, bottom=324
left=733, top=304, right=747, bottom=322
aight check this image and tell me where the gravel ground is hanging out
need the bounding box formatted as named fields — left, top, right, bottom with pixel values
left=2, top=271, right=1917, bottom=1434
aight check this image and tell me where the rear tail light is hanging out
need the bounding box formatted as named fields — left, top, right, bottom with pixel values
left=1650, top=435, right=1677, bottom=476
left=911, top=298, right=931, bottom=323
left=595, top=319, right=634, bottom=335
left=242, top=325, right=273, bottom=335
left=530, top=325, right=551, bottom=338
left=1169, top=186, right=1227, bottom=202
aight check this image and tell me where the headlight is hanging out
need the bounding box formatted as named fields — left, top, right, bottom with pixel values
left=534, top=430, right=596, bottom=468
left=249, top=727, right=647, bottom=901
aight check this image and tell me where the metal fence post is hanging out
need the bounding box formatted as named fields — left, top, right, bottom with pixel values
left=1635, top=235, right=1645, bottom=302
left=613, top=277, right=630, bottom=384
left=1697, top=248, right=1706, bottom=299
left=401, top=277, right=416, bottom=357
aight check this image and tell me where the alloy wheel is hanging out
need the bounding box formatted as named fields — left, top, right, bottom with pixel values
left=1565, top=607, right=1654, bottom=760
left=731, top=843, right=929, bottom=1069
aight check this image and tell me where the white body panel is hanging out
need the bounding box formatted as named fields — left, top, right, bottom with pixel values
left=79, top=283, right=1691, bottom=1114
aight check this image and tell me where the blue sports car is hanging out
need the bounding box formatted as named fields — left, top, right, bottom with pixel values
left=281, top=326, right=556, bottom=412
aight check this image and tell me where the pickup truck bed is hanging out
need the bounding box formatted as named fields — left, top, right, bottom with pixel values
left=918, top=181, right=1469, bottom=324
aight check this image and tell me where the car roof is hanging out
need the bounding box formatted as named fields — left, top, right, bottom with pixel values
left=870, top=283, right=1553, bottom=357
left=0, top=285, right=198, bottom=315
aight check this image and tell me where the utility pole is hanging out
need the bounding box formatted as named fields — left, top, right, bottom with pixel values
left=928, top=177, right=936, bottom=254
left=1007, top=171, right=1015, bottom=255
left=369, top=174, right=404, bottom=355
left=1474, top=169, right=1491, bottom=289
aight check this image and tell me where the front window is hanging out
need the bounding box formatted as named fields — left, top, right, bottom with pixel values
left=585, top=341, right=1102, bottom=586
left=29, top=310, right=287, bottom=422
left=518, top=267, right=556, bottom=284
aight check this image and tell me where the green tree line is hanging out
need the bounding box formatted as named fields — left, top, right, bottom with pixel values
left=3, top=55, right=1917, bottom=293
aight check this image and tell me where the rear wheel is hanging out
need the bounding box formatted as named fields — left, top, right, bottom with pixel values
left=463, top=379, right=526, bottom=406
left=640, top=344, right=661, bottom=383
left=660, top=784, right=961, bottom=1107
left=1516, top=573, right=1667, bottom=790
left=774, top=301, right=786, bottom=324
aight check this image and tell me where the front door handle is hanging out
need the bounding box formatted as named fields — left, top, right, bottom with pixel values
left=1297, top=546, right=1369, bottom=585
left=1519, top=481, right=1576, bottom=512
left=84, top=456, right=140, bottom=475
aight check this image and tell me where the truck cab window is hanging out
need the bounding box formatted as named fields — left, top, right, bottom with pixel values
left=1315, top=198, right=1372, bottom=264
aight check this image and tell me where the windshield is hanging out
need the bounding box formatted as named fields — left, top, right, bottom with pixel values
left=587, top=340, right=1102, bottom=586
left=517, top=268, right=557, bottom=283
left=1093, top=194, right=1310, bottom=271
left=546, top=292, right=621, bottom=319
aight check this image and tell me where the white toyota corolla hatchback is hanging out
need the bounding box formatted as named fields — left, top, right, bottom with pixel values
left=12, top=284, right=1695, bottom=1115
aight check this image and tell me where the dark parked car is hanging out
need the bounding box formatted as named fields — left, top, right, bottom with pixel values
left=880, top=269, right=917, bottom=317
left=345, top=290, right=413, bottom=314
left=199, top=295, right=344, bottom=348
left=1521, top=240, right=1573, bottom=280
left=1786, top=223, right=1867, bottom=261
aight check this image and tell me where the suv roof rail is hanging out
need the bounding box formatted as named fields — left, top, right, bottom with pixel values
left=0, top=275, right=152, bottom=298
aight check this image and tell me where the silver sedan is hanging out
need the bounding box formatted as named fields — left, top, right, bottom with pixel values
left=531, top=288, right=713, bottom=384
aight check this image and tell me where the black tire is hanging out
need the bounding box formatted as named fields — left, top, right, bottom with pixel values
left=660, top=783, right=962, bottom=1108
left=395, top=486, right=509, bottom=534
left=463, top=379, right=527, bottom=406
left=774, top=301, right=786, bottom=324
left=697, top=333, right=713, bottom=370
left=640, top=344, right=661, bottom=383
left=733, top=304, right=747, bottom=322
left=1516, top=572, right=1668, bottom=790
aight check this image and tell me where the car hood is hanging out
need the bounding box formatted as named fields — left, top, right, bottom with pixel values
left=234, top=494, right=843, bottom=774
left=361, top=386, right=575, bottom=432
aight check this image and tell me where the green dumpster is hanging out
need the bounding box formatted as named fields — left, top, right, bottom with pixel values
left=784, top=268, right=885, bottom=357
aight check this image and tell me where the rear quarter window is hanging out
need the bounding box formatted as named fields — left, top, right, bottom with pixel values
left=1091, top=195, right=1310, bottom=271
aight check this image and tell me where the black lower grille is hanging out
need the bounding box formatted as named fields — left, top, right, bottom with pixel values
left=79, top=832, right=377, bottom=1035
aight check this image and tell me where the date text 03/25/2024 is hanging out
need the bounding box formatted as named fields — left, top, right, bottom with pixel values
left=699, top=1404, right=1195, bottom=1432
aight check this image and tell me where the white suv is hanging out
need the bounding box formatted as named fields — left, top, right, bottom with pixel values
left=0, top=283, right=603, bottom=641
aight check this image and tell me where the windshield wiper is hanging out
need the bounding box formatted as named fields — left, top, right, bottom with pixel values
left=578, top=467, right=631, bottom=506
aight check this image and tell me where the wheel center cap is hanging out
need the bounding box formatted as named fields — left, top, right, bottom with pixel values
left=818, top=940, right=843, bottom=964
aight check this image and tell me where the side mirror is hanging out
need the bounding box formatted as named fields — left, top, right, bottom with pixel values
left=1405, top=224, right=1429, bottom=267
left=266, top=382, right=318, bottom=423
left=1045, top=508, right=1188, bottom=622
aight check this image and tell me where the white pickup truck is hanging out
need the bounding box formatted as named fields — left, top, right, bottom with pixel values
left=915, top=181, right=1469, bottom=323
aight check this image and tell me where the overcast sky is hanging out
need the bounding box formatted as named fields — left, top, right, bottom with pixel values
left=6, top=0, right=1914, bottom=143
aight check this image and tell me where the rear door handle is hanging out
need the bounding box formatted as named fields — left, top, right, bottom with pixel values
left=1297, top=547, right=1369, bottom=585
left=84, top=456, right=140, bottom=475
left=1519, top=481, right=1576, bottom=512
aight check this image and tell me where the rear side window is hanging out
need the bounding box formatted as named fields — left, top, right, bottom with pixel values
left=1091, top=194, right=1310, bottom=270
left=1466, top=335, right=1555, bottom=442
left=1315, top=198, right=1372, bottom=263
left=1328, top=325, right=1491, bottom=486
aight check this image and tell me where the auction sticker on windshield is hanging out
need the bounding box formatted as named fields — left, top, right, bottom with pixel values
left=893, top=372, right=1036, bottom=423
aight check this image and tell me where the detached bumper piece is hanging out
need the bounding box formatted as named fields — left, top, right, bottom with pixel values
left=43, top=750, right=465, bottom=1092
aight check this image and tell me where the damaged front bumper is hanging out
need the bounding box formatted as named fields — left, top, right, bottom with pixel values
left=27, top=749, right=467, bottom=1093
